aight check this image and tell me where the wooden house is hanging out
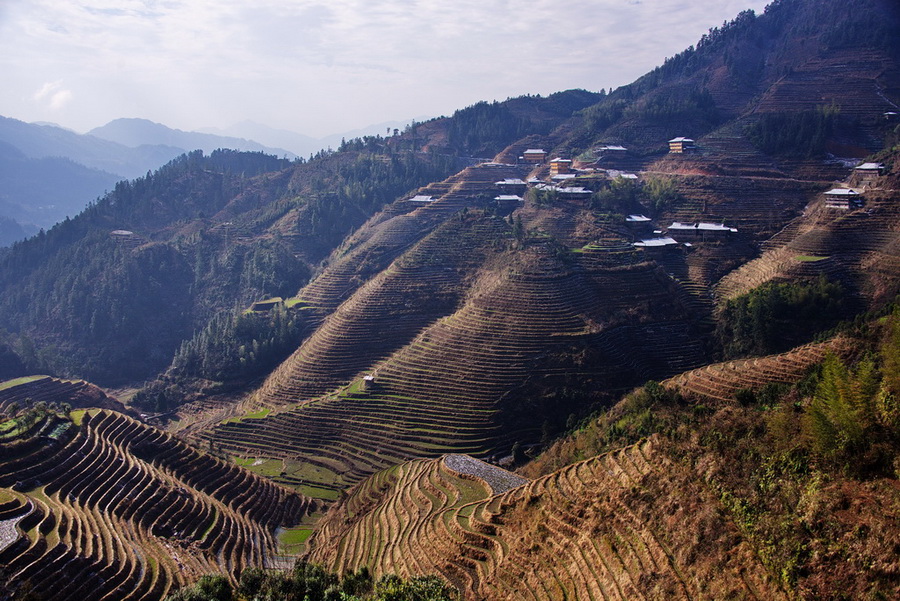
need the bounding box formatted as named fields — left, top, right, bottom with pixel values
left=522, top=149, right=547, bottom=163
left=549, top=158, right=572, bottom=176
left=824, top=188, right=862, bottom=209
left=854, top=163, right=884, bottom=186
left=495, top=178, right=527, bottom=194
left=668, top=137, right=696, bottom=153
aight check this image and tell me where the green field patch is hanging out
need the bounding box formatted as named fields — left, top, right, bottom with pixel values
left=794, top=255, right=828, bottom=262
left=451, top=475, right=491, bottom=505
left=0, top=375, right=47, bottom=392
left=68, top=409, right=99, bottom=426
left=282, top=460, right=341, bottom=485
left=69, top=409, right=86, bottom=426
left=296, top=484, right=341, bottom=501
left=284, top=297, right=310, bottom=309
left=223, top=407, right=271, bottom=425
left=233, top=457, right=283, bottom=478
left=278, top=526, right=313, bottom=549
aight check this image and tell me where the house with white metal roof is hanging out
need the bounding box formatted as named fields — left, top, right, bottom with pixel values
left=667, top=221, right=737, bottom=241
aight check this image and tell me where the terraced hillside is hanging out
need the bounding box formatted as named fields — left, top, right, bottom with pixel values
left=307, top=328, right=900, bottom=600
left=664, top=336, right=856, bottom=404
left=0, top=409, right=317, bottom=601
left=716, top=182, right=900, bottom=304
left=199, top=160, right=713, bottom=498
left=0, top=375, right=127, bottom=414
left=307, top=439, right=785, bottom=600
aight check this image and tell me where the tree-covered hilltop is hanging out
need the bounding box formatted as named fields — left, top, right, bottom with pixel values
left=444, top=90, right=602, bottom=157
left=0, top=148, right=457, bottom=384
left=0, top=86, right=606, bottom=387
left=570, top=0, right=900, bottom=154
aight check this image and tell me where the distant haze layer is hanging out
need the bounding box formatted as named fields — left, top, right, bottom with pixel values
left=0, top=0, right=768, bottom=138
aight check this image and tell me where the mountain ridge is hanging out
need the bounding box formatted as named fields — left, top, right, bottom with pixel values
left=0, top=0, right=899, bottom=598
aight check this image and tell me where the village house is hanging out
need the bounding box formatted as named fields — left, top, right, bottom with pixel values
left=495, top=178, right=527, bottom=194
left=854, top=162, right=884, bottom=187
left=549, top=158, right=573, bottom=176
left=522, top=149, right=547, bottom=163
left=824, top=188, right=862, bottom=210
left=668, top=137, right=696, bottom=153
left=556, top=186, right=593, bottom=200
left=667, top=221, right=737, bottom=241
left=596, top=144, right=628, bottom=154
left=633, top=236, right=679, bottom=249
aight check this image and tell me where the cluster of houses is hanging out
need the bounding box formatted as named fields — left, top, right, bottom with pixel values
left=823, top=162, right=885, bottom=210
left=627, top=215, right=738, bottom=250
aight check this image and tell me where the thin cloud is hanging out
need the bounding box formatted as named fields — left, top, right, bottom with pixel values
left=1, top=0, right=770, bottom=136
left=33, top=81, right=73, bottom=110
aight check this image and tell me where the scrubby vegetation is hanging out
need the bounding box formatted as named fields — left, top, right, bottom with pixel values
left=526, top=310, right=900, bottom=598
left=165, top=563, right=456, bottom=601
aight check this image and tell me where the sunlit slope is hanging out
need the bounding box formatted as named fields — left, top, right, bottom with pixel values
left=307, top=440, right=784, bottom=601
left=0, top=409, right=317, bottom=601
left=202, top=165, right=710, bottom=497
left=717, top=185, right=900, bottom=305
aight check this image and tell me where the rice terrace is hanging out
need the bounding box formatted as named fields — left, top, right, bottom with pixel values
left=2, top=0, right=900, bottom=599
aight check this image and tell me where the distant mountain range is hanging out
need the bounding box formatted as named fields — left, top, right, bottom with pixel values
left=87, top=118, right=296, bottom=159
left=198, top=116, right=434, bottom=157
left=0, top=115, right=427, bottom=246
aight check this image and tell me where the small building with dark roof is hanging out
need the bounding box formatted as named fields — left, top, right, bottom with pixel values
left=495, top=178, right=527, bottom=194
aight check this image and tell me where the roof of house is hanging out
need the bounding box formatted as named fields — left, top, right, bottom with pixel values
left=634, top=237, right=678, bottom=247
left=494, top=195, right=524, bottom=201
left=557, top=187, right=592, bottom=195
left=409, top=195, right=435, bottom=202
left=550, top=157, right=572, bottom=163
left=110, top=230, right=134, bottom=236
left=626, top=214, right=651, bottom=222
left=598, top=145, right=627, bottom=151
left=523, top=148, right=546, bottom=154
left=496, top=178, right=526, bottom=185
left=550, top=173, right=577, bottom=180
left=669, top=137, right=695, bottom=143
left=824, top=188, right=860, bottom=196
left=669, top=222, right=737, bottom=233
left=856, top=162, right=884, bottom=171
left=619, top=173, right=639, bottom=180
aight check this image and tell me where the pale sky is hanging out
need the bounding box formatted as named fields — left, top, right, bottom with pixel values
left=0, top=0, right=769, bottom=138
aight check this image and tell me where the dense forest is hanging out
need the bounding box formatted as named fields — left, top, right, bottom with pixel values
left=0, top=149, right=459, bottom=384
